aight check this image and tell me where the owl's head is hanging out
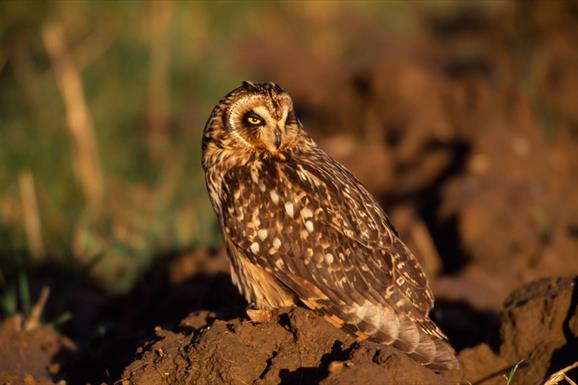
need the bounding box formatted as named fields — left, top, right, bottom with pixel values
left=202, top=81, right=303, bottom=162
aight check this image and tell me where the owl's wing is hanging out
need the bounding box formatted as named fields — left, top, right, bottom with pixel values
left=221, top=153, right=458, bottom=370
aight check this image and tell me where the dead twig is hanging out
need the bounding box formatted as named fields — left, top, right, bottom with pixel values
left=24, top=286, right=50, bottom=331
left=543, top=362, right=578, bottom=385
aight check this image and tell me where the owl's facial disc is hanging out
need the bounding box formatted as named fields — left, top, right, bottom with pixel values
left=250, top=105, right=288, bottom=153
left=229, top=95, right=295, bottom=157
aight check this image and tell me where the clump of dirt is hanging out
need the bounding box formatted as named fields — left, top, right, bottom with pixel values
left=435, top=101, right=578, bottom=309
left=0, top=315, right=76, bottom=385
left=447, top=276, right=578, bottom=385
left=2, top=3, right=578, bottom=384
left=233, top=1, right=578, bottom=312
left=120, top=276, right=577, bottom=385
left=120, top=307, right=447, bottom=385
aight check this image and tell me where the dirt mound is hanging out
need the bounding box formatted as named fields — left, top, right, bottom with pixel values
left=120, top=276, right=577, bottom=385
left=1, top=3, right=577, bottom=384
left=435, top=106, right=578, bottom=309
left=449, top=276, right=578, bottom=385
left=233, top=1, right=578, bottom=313
left=120, top=308, right=447, bottom=385
left=0, top=315, right=76, bottom=385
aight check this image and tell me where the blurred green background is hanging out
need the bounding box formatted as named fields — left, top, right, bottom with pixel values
left=2, top=2, right=578, bottom=383
left=0, top=0, right=466, bottom=294
left=1, top=0, right=577, bottom=299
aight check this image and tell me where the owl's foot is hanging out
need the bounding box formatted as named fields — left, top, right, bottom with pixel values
left=246, top=307, right=274, bottom=323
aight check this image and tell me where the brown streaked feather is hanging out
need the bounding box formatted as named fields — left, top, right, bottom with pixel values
left=218, top=149, right=458, bottom=370
left=225, top=239, right=295, bottom=309
left=202, top=82, right=459, bottom=371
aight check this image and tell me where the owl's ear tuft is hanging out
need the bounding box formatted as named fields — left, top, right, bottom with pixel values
left=242, top=80, right=258, bottom=90
left=268, top=81, right=285, bottom=93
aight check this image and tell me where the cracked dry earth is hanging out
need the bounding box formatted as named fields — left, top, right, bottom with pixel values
left=119, top=276, right=578, bottom=385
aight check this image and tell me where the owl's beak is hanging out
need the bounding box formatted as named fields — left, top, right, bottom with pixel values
left=274, top=128, right=282, bottom=149
left=261, top=124, right=284, bottom=153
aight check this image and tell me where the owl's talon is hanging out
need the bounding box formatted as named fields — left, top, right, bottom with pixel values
left=246, top=308, right=273, bottom=323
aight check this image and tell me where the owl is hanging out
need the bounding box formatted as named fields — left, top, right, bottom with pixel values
left=201, top=81, right=459, bottom=371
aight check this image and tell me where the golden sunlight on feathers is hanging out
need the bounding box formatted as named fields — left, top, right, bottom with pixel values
left=201, top=81, right=459, bottom=371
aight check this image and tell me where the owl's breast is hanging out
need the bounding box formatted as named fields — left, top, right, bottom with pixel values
left=216, top=158, right=298, bottom=309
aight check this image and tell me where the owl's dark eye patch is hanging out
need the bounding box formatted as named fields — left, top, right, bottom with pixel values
left=243, top=112, right=265, bottom=127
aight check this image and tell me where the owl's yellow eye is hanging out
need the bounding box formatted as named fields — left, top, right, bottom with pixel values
left=246, top=116, right=262, bottom=125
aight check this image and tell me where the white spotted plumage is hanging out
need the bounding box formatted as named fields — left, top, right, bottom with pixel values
left=202, top=81, right=459, bottom=371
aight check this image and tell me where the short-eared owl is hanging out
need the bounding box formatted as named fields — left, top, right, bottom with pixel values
left=202, top=81, right=458, bottom=371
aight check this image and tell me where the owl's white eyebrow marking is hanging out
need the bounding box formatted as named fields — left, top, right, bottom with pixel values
left=253, top=106, right=273, bottom=122
left=251, top=104, right=289, bottom=131
left=228, top=95, right=263, bottom=149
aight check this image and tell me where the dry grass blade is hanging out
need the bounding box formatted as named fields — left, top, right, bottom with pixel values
left=42, top=21, right=104, bottom=213
left=147, top=0, right=172, bottom=162
left=24, top=286, right=50, bottom=331
left=543, top=362, right=578, bottom=385
left=19, top=170, right=45, bottom=259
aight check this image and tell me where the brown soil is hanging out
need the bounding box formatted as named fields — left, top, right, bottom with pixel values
left=2, top=2, right=578, bottom=385
left=2, top=276, right=576, bottom=385
left=0, top=315, right=75, bottom=385
left=118, top=277, right=578, bottom=385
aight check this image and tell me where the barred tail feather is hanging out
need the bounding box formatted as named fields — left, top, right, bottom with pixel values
left=333, top=301, right=459, bottom=371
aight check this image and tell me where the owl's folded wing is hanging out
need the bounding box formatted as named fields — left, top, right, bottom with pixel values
left=221, top=157, right=458, bottom=370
